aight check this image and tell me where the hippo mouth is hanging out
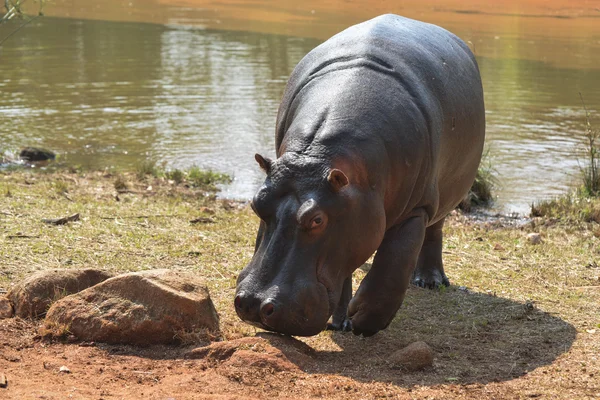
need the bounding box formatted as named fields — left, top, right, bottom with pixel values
left=238, top=278, right=332, bottom=336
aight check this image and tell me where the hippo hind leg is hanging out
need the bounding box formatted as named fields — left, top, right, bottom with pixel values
left=411, top=217, right=450, bottom=289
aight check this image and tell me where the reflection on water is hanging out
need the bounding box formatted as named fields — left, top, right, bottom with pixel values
left=0, top=16, right=599, bottom=212
left=0, top=18, right=314, bottom=198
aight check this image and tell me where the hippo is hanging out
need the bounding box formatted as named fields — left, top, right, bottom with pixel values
left=235, top=14, right=485, bottom=337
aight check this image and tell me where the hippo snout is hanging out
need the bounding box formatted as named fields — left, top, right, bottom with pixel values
left=234, top=291, right=277, bottom=327
left=234, top=277, right=331, bottom=336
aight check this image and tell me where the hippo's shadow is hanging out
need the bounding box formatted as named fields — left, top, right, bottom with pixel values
left=270, top=286, right=576, bottom=386
left=100, top=285, right=575, bottom=387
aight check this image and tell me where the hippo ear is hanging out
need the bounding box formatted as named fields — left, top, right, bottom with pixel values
left=255, top=153, right=272, bottom=174
left=328, top=169, right=349, bottom=192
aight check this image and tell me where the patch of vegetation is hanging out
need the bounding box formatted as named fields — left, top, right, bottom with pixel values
left=459, top=150, right=497, bottom=212
left=134, top=159, right=231, bottom=191
left=1, top=0, right=46, bottom=47
left=187, top=166, right=232, bottom=188
left=531, top=190, right=600, bottom=223
left=135, top=159, right=162, bottom=180
left=579, top=95, right=600, bottom=197
left=166, top=168, right=185, bottom=184
left=113, top=174, right=129, bottom=192
left=532, top=99, right=599, bottom=222
left=0, top=169, right=598, bottom=397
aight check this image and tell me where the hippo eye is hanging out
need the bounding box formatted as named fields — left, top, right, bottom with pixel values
left=309, top=215, right=323, bottom=229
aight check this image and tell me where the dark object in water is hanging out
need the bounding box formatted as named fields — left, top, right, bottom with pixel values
left=19, top=147, right=56, bottom=162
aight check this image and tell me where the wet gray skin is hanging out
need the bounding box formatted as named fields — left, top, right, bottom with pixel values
left=236, top=152, right=386, bottom=336
left=235, top=14, right=485, bottom=336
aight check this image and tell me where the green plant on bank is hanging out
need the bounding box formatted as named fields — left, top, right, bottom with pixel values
left=166, top=168, right=185, bottom=184
left=1, top=0, right=46, bottom=46
left=531, top=98, right=600, bottom=221
left=113, top=174, right=129, bottom=192
left=531, top=191, right=600, bottom=223
left=187, top=165, right=232, bottom=187
left=134, top=159, right=232, bottom=190
left=135, top=159, right=162, bottom=180
left=579, top=94, right=600, bottom=197
left=459, top=149, right=497, bottom=212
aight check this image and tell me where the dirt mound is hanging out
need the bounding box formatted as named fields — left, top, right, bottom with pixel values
left=42, top=269, right=220, bottom=345
left=185, top=334, right=315, bottom=373
left=7, top=268, right=113, bottom=318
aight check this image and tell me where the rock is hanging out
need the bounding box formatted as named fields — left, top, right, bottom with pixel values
left=0, top=373, right=7, bottom=388
left=0, top=296, right=13, bottom=319
left=19, top=147, right=55, bottom=162
left=389, top=341, right=434, bottom=371
left=7, top=269, right=113, bottom=318
left=43, top=269, right=220, bottom=345
left=58, top=366, right=71, bottom=374
left=526, top=233, right=542, bottom=245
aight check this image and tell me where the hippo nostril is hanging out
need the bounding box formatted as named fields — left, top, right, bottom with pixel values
left=234, top=294, right=243, bottom=310
left=260, top=301, right=275, bottom=318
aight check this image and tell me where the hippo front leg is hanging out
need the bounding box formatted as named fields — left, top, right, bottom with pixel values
left=326, top=276, right=352, bottom=331
left=347, top=212, right=427, bottom=336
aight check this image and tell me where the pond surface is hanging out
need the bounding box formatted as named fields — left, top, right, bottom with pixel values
left=1, top=1, right=599, bottom=212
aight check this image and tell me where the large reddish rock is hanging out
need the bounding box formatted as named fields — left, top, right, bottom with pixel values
left=43, top=269, right=220, bottom=345
left=7, top=269, right=113, bottom=318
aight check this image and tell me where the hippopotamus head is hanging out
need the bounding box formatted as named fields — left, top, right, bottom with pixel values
left=234, top=151, right=386, bottom=336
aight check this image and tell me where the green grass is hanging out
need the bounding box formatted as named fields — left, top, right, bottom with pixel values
left=134, top=159, right=231, bottom=191
left=459, top=150, right=497, bottom=212
left=531, top=190, right=600, bottom=224
left=532, top=102, right=600, bottom=222
left=0, top=169, right=599, bottom=397
left=579, top=95, right=600, bottom=196
left=187, top=166, right=232, bottom=187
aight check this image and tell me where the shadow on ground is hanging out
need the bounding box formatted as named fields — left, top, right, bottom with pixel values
left=71, top=285, right=575, bottom=389
left=268, top=285, right=576, bottom=387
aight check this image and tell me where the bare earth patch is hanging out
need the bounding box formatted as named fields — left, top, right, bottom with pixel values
left=0, top=171, right=599, bottom=399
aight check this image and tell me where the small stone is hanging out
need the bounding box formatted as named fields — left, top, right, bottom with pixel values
left=389, top=341, right=434, bottom=371
left=59, top=366, right=71, bottom=374
left=0, top=373, right=7, bottom=388
left=0, top=296, right=14, bottom=319
left=526, top=233, right=542, bottom=245
left=493, top=243, right=505, bottom=251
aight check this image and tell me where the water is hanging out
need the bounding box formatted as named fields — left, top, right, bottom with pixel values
left=1, top=2, right=599, bottom=213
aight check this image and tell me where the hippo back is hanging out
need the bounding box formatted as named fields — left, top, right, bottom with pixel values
left=275, top=14, right=485, bottom=224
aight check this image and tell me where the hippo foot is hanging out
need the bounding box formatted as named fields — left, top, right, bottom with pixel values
left=411, top=272, right=450, bottom=289
left=326, top=319, right=352, bottom=332
left=347, top=304, right=393, bottom=337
